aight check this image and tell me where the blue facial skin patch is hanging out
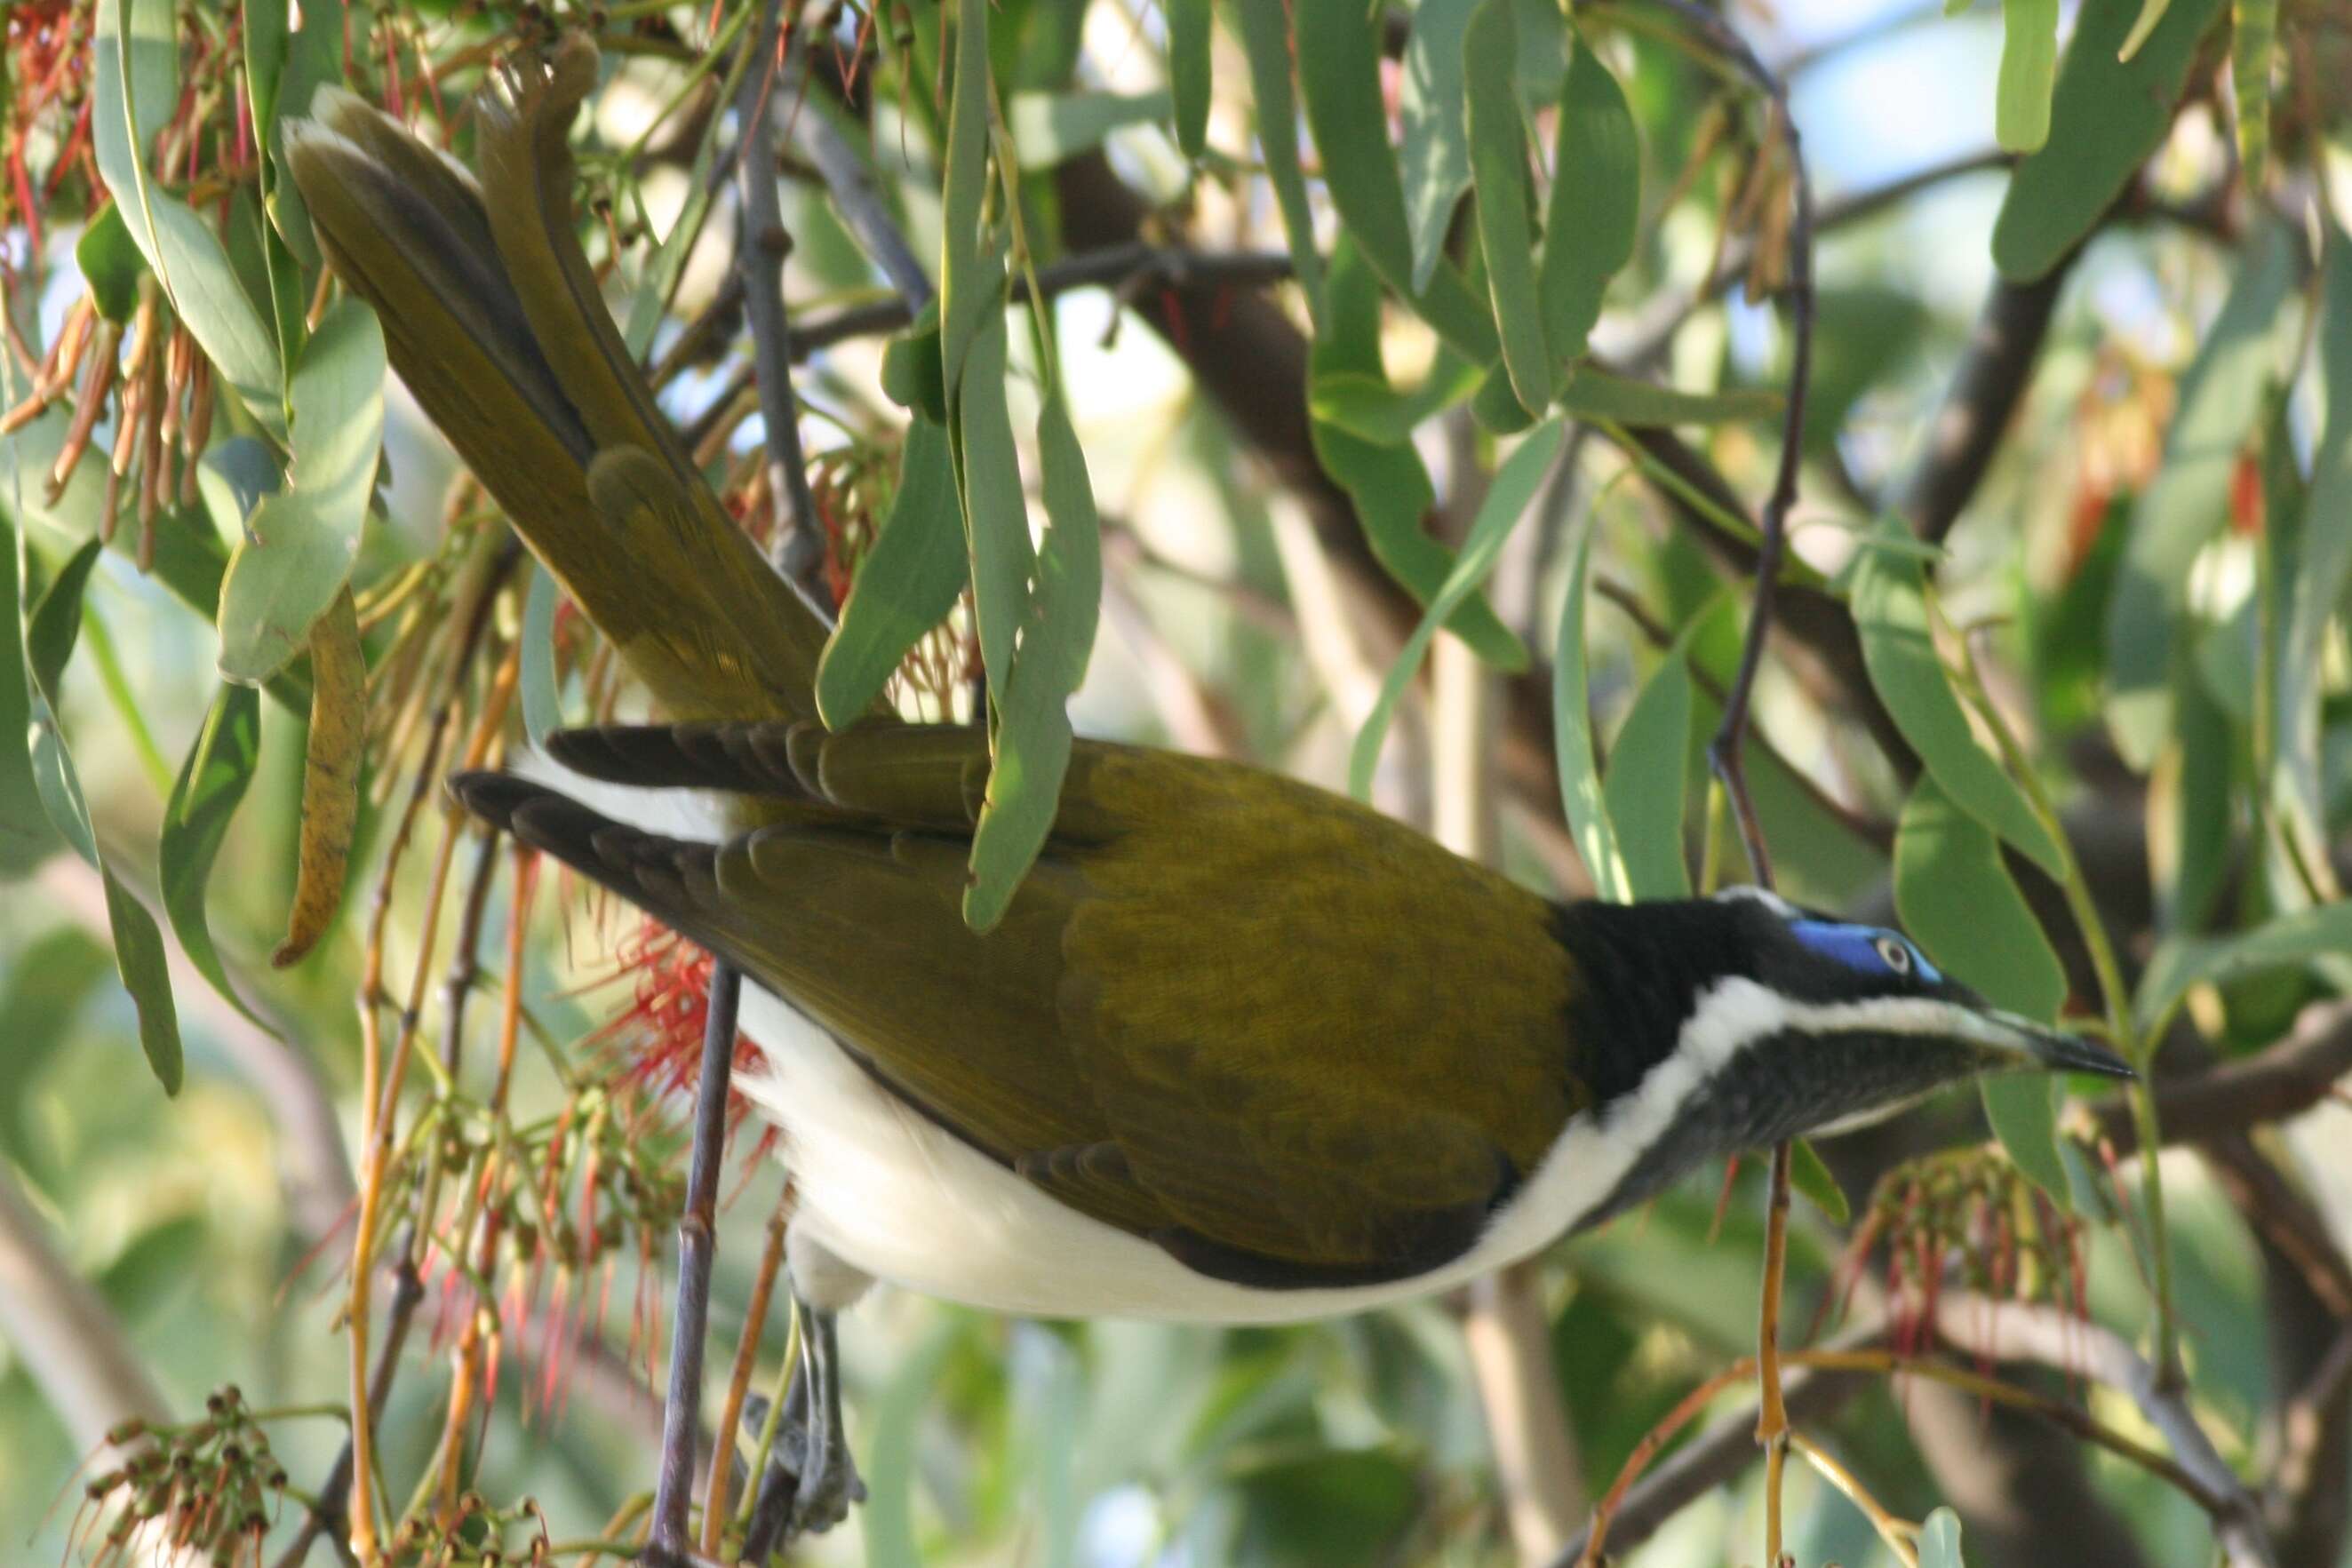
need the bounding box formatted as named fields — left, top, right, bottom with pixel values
left=1789, top=919, right=1942, bottom=985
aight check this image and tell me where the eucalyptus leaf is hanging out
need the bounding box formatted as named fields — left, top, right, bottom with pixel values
left=1789, top=1137, right=1850, bottom=1224
left=0, top=518, right=56, bottom=877
left=1540, top=37, right=1640, bottom=366
left=1991, top=0, right=2232, bottom=282
left=1007, top=90, right=1173, bottom=167
left=1225, top=0, right=1327, bottom=324
left=160, top=685, right=273, bottom=1032
left=1893, top=777, right=2070, bottom=1202
left=519, top=564, right=565, bottom=749
left=1994, top=0, right=2060, bottom=152
left=1399, top=0, right=1479, bottom=294
left=1349, top=421, right=1562, bottom=800
left=2138, top=903, right=2352, bottom=1035
left=1557, top=368, right=1780, bottom=426
left=818, top=418, right=969, bottom=729
left=1603, top=655, right=1693, bottom=899
left=2279, top=228, right=2352, bottom=848
left=1168, top=0, right=1212, bottom=159
left=1851, top=519, right=2063, bottom=875
left=217, top=296, right=386, bottom=683
left=74, top=203, right=147, bottom=323
left=1463, top=0, right=1551, bottom=417
left=1552, top=491, right=1631, bottom=903
left=1919, top=1508, right=1966, bottom=1568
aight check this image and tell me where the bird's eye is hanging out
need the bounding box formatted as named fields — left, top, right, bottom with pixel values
left=1874, top=935, right=1914, bottom=975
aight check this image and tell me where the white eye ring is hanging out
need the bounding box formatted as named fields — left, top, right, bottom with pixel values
left=1875, top=935, right=1914, bottom=975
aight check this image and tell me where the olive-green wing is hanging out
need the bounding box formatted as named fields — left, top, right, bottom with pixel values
left=463, top=724, right=1582, bottom=1285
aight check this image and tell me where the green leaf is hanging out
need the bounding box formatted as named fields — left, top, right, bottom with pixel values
left=1540, top=36, right=1640, bottom=366
left=2138, top=902, right=2352, bottom=1035
left=2104, top=222, right=2297, bottom=768
left=2152, top=655, right=2232, bottom=933
left=621, top=124, right=717, bottom=360
left=2231, top=0, right=2276, bottom=183
left=74, top=203, right=147, bottom=322
left=1399, top=0, right=1478, bottom=295
left=1893, top=776, right=2071, bottom=1201
left=2117, top=0, right=2173, bottom=59
left=1851, top=521, right=2064, bottom=875
left=1349, top=420, right=1563, bottom=800
left=1919, top=1507, right=1966, bottom=1568
left=14, top=532, right=182, bottom=1094
left=1556, top=367, right=1781, bottom=426
left=95, top=0, right=286, bottom=441
left=1007, top=90, right=1173, bottom=167
left=160, top=685, right=273, bottom=1033
left=217, top=295, right=385, bottom=683
left=1990, top=0, right=2232, bottom=282
left=967, top=371, right=1102, bottom=932
left=1225, top=0, right=1327, bottom=324
left=881, top=302, right=948, bottom=422
left=1603, top=655, right=1693, bottom=898
left=940, top=0, right=1005, bottom=398
left=2279, top=228, right=2352, bottom=847
left=1789, top=1137, right=1850, bottom=1224
left=817, top=419, right=968, bottom=729
left=952, top=313, right=1032, bottom=701
left=0, top=517, right=56, bottom=878
left=1995, top=0, right=2061, bottom=152
left=1305, top=354, right=1482, bottom=445
left=246, top=0, right=341, bottom=267
left=1464, top=0, right=1551, bottom=417
left=519, top=564, right=565, bottom=749
left=1294, top=0, right=1497, bottom=360
left=1168, top=0, right=1212, bottom=159
left=1308, top=242, right=1523, bottom=668
left=1552, top=489, right=1631, bottom=903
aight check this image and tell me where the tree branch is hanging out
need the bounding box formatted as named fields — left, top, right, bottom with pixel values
left=2088, top=1001, right=2352, bottom=1158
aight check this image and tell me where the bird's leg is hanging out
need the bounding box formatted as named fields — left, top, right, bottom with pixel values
left=739, top=1293, right=864, bottom=1556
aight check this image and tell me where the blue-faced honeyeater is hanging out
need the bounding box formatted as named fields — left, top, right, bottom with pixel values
left=284, top=39, right=2131, bottom=1538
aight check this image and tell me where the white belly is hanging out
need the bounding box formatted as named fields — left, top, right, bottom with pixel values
left=732, top=986, right=1661, bottom=1324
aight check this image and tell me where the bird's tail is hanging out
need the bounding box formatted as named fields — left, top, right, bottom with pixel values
left=283, top=36, right=831, bottom=725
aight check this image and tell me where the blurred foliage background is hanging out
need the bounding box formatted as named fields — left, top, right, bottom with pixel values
left=3, top=0, right=2352, bottom=1563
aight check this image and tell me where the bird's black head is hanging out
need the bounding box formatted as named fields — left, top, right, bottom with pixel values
left=1555, top=887, right=2131, bottom=1227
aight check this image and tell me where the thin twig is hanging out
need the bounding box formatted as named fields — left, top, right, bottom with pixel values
left=701, top=1190, right=793, bottom=1555
left=734, top=0, right=833, bottom=622
left=647, top=960, right=745, bottom=1563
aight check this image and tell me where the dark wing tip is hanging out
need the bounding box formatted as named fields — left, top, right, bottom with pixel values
left=447, top=769, right=546, bottom=830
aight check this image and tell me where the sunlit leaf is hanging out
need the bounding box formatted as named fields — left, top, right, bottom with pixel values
left=160, top=685, right=272, bottom=1031
left=817, top=420, right=968, bottom=729
left=1349, top=420, right=1562, bottom=799
left=1995, top=0, right=2060, bottom=151
left=1919, top=1507, right=1966, bottom=1568
left=1991, top=0, right=2231, bottom=282
left=2231, top=0, right=2276, bottom=184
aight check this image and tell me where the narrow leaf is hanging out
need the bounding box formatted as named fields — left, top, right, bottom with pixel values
left=1464, top=0, right=1551, bottom=416
left=817, top=419, right=968, bottom=728
left=1894, top=777, right=2071, bottom=1202
left=1168, top=0, right=1212, bottom=160
left=74, top=204, right=148, bottom=322
left=2278, top=228, right=2352, bottom=846
left=0, top=516, right=55, bottom=877
left=1309, top=242, right=1523, bottom=667
left=1603, top=656, right=1693, bottom=898
left=1995, top=0, right=2061, bottom=152
left=520, top=564, right=564, bottom=749
left=1790, top=1138, right=1851, bottom=1224
left=1552, top=490, right=1632, bottom=903
left=1007, top=90, right=1173, bottom=167
left=1851, top=521, right=2064, bottom=875
left=2230, top=0, right=2276, bottom=183
left=1294, top=0, right=1497, bottom=359
left=1349, top=421, right=1562, bottom=799
left=1225, top=0, right=1327, bottom=323
left=1991, top=0, right=2231, bottom=283
left=1540, top=36, right=1640, bottom=364
left=160, top=684, right=273, bottom=1031
left=1399, top=0, right=1479, bottom=294
left=1305, top=354, right=1482, bottom=445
